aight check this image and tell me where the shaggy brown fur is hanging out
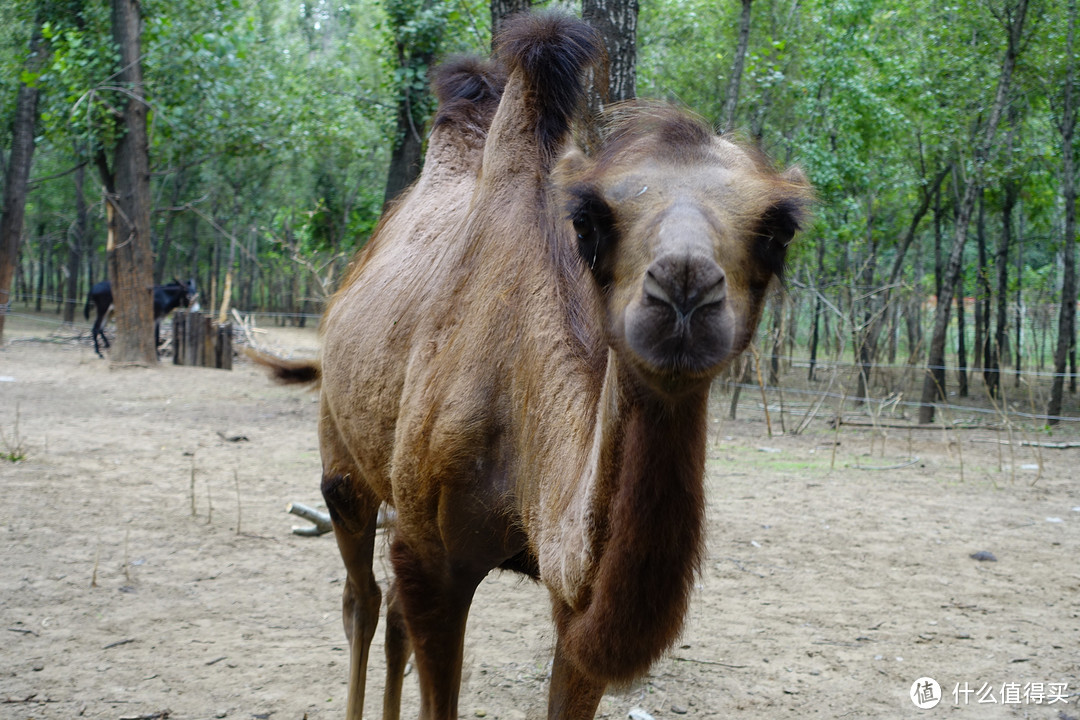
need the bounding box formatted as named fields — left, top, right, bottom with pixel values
left=258, top=11, right=811, bottom=720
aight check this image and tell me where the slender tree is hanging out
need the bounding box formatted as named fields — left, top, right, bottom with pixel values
left=918, top=0, right=1030, bottom=423
left=721, top=0, right=753, bottom=132
left=583, top=0, right=638, bottom=110
left=807, top=241, right=824, bottom=381
left=382, top=0, right=447, bottom=205
left=975, top=190, right=990, bottom=380
left=62, top=155, right=87, bottom=324
left=956, top=264, right=969, bottom=397
left=0, top=24, right=46, bottom=344
left=988, top=177, right=1018, bottom=398
left=1049, top=0, right=1078, bottom=423
left=97, top=0, right=156, bottom=364
left=850, top=164, right=948, bottom=402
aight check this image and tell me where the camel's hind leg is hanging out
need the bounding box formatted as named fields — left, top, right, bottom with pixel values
left=381, top=579, right=413, bottom=720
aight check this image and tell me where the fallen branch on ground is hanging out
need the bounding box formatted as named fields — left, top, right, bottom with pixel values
left=853, top=456, right=921, bottom=471
left=287, top=502, right=332, bottom=536
left=118, top=711, right=170, bottom=720
left=103, top=637, right=135, bottom=649
left=287, top=502, right=395, bottom=536
left=2, top=694, right=58, bottom=704
left=972, top=439, right=1080, bottom=450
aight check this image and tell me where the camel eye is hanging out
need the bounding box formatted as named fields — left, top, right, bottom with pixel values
left=572, top=213, right=594, bottom=241
left=567, top=185, right=616, bottom=286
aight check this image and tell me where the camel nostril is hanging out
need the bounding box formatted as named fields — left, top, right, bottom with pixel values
left=692, top=270, right=727, bottom=310
left=642, top=270, right=674, bottom=307
left=644, top=257, right=726, bottom=320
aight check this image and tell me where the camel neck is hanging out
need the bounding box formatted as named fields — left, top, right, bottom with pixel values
left=537, top=350, right=710, bottom=681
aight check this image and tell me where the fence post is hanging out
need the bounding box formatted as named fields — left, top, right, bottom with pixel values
left=171, top=310, right=233, bottom=370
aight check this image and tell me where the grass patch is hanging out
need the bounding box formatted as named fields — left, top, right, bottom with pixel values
left=1, top=402, right=28, bottom=462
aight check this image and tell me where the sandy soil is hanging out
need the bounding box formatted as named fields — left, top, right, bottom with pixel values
left=1, top=311, right=1078, bottom=720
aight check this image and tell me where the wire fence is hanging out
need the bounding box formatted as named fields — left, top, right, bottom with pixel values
left=5, top=299, right=1079, bottom=430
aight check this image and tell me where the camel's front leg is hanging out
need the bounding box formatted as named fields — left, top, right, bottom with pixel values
left=389, top=539, right=480, bottom=720
left=547, top=636, right=605, bottom=720
left=323, top=472, right=382, bottom=720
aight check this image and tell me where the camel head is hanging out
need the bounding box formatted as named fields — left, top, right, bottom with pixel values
left=556, top=106, right=812, bottom=396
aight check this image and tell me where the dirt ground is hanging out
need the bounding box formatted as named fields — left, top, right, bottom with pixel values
left=1, top=311, right=1078, bottom=720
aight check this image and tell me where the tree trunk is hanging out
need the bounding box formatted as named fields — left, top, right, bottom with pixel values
left=887, top=301, right=898, bottom=364
left=1049, top=0, right=1078, bottom=423
left=0, top=27, right=45, bottom=344
left=906, top=295, right=921, bottom=364
left=382, top=0, right=445, bottom=206
left=103, top=0, right=157, bottom=364
left=808, top=256, right=822, bottom=382
left=854, top=166, right=948, bottom=399
left=153, top=172, right=187, bottom=284
left=491, top=0, right=531, bottom=45
left=1071, top=326, right=1077, bottom=393
left=989, top=179, right=1018, bottom=398
left=1015, top=205, right=1024, bottom=386
left=956, top=270, right=968, bottom=397
left=210, top=222, right=222, bottom=318
left=721, top=0, right=753, bottom=132
left=62, top=159, right=87, bottom=324
left=34, top=220, right=45, bottom=312
left=933, top=181, right=943, bottom=302
left=918, top=0, right=1029, bottom=423
left=583, top=0, right=638, bottom=114
left=975, top=190, right=989, bottom=383
left=769, top=295, right=781, bottom=386
left=382, top=96, right=427, bottom=206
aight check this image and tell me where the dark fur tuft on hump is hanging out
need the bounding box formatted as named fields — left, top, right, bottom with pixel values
left=432, top=56, right=507, bottom=132
left=495, top=11, right=603, bottom=164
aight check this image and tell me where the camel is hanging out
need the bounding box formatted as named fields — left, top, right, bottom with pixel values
left=256, top=11, right=811, bottom=719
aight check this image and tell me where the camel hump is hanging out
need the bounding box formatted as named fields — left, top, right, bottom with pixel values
left=495, top=11, right=603, bottom=162
left=431, top=56, right=506, bottom=132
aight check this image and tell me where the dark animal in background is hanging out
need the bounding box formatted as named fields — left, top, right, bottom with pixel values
left=84, top=278, right=198, bottom=358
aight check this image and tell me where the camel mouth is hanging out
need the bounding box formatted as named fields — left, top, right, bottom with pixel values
left=621, top=294, right=737, bottom=385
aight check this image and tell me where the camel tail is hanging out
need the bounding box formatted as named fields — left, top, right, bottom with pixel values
left=244, top=348, right=321, bottom=388
left=495, top=11, right=603, bottom=165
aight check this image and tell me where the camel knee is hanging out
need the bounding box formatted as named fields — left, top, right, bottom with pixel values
left=342, top=571, right=381, bottom=644
left=321, top=472, right=374, bottom=535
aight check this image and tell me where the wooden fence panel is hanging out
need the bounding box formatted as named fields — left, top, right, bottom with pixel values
left=172, top=311, right=232, bottom=370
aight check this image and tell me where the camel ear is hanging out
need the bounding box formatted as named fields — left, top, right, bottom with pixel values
left=781, top=165, right=809, bottom=188
left=553, top=147, right=589, bottom=186
left=755, top=174, right=812, bottom=280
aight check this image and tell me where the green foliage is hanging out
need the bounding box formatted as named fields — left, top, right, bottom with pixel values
left=3, top=0, right=1075, bottom=363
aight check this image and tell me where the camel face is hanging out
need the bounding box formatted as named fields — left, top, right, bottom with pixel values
left=560, top=115, right=810, bottom=394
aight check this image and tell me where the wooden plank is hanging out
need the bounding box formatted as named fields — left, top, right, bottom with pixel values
left=220, top=324, right=232, bottom=370
left=202, top=314, right=215, bottom=368
left=173, top=311, right=186, bottom=365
